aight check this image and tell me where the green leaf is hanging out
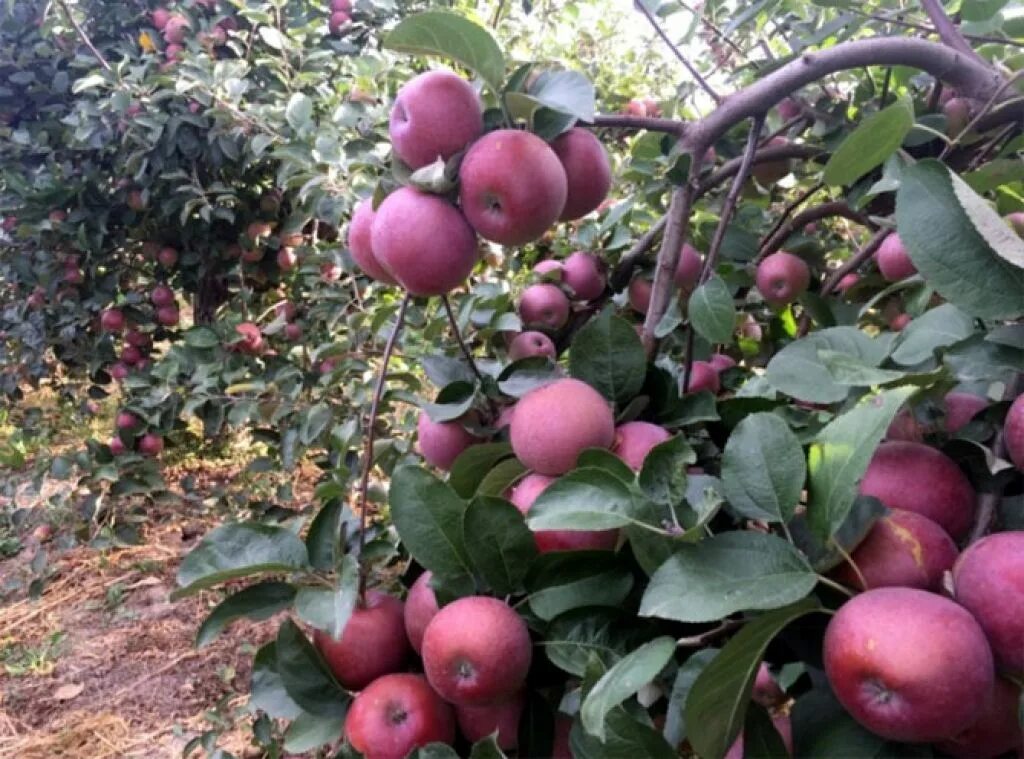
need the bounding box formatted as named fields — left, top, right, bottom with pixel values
left=685, top=599, right=822, bottom=759
left=720, top=413, right=806, bottom=523
left=250, top=642, right=303, bottom=720
left=961, top=0, right=1011, bottom=21
left=525, top=69, right=596, bottom=121
left=544, top=608, right=637, bottom=677
left=285, top=93, right=313, bottom=130
left=824, top=97, right=914, bottom=186
left=688, top=275, right=737, bottom=346
left=409, top=743, right=461, bottom=759
left=283, top=710, right=345, bottom=753
left=527, top=468, right=639, bottom=531
left=275, top=619, right=347, bottom=717
left=895, top=160, right=1024, bottom=320
left=638, top=436, right=695, bottom=507
left=790, top=495, right=888, bottom=572
left=578, top=448, right=637, bottom=484
left=300, top=403, right=332, bottom=445
left=791, top=687, right=889, bottom=757
left=175, top=523, right=309, bottom=597
left=422, top=381, right=476, bottom=422
left=389, top=466, right=473, bottom=578
left=449, top=442, right=515, bottom=499
left=383, top=11, right=506, bottom=93
left=293, top=554, right=359, bottom=639
left=258, top=26, right=290, bottom=50
left=581, top=637, right=676, bottom=741
left=663, top=650, right=717, bottom=748
left=462, top=496, right=538, bottom=594
left=962, top=158, right=1024, bottom=193
left=639, top=532, right=817, bottom=623
left=526, top=552, right=634, bottom=621
left=890, top=304, right=976, bottom=365
left=184, top=327, right=219, bottom=348
left=196, top=581, right=296, bottom=648
left=765, top=327, right=889, bottom=404
left=468, top=735, right=508, bottom=759
left=476, top=457, right=529, bottom=497
left=569, top=309, right=647, bottom=404
left=570, top=710, right=676, bottom=759
left=807, top=386, right=916, bottom=538
left=818, top=351, right=910, bottom=386
left=306, top=501, right=354, bottom=572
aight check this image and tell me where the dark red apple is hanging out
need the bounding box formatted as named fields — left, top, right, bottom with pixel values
left=345, top=673, right=455, bottom=759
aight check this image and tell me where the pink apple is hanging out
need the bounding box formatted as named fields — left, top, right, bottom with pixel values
left=508, top=331, right=557, bottom=362
left=674, top=243, right=703, bottom=291
left=100, top=308, right=125, bottom=333
left=314, top=590, right=409, bottom=690
left=347, top=199, right=397, bottom=284
left=508, top=472, right=618, bottom=553
left=389, top=70, right=483, bottom=170
left=561, top=251, right=606, bottom=301
left=404, top=571, right=439, bottom=655
left=518, top=284, right=570, bottom=330
left=755, top=251, right=809, bottom=307
left=683, top=361, right=720, bottom=395
left=345, top=673, right=455, bottom=759
left=876, top=233, right=917, bottom=281
left=416, top=411, right=481, bottom=471
left=611, top=421, right=670, bottom=471
left=550, top=128, right=612, bottom=221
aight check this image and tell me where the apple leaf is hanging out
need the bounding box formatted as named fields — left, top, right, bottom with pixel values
left=569, top=308, right=647, bottom=404
left=525, top=551, right=634, bottom=621
left=462, top=495, right=538, bottom=595
left=250, top=642, right=303, bottom=720
left=448, top=442, right=515, bottom=498
left=389, top=466, right=474, bottom=579
left=526, top=467, right=638, bottom=531
left=688, top=275, right=737, bottom=346
left=275, top=619, right=348, bottom=718
left=196, top=581, right=296, bottom=648
left=720, top=412, right=805, bottom=523
left=293, top=554, right=359, bottom=640
left=765, top=327, right=890, bottom=404
left=383, top=11, right=505, bottom=93
left=823, top=96, right=914, bottom=187
left=890, top=303, right=976, bottom=366
left=282, top=710, right=345, bottom=754
left=685, top=599, right=822, bottom=759
left=896, top=160, right=1024, bottom=320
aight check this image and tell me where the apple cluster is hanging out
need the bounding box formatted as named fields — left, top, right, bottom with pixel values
left=347, top=69, right=612, bottom=298
left=151, top=3, right=231, bottom=68
left=817, top=413, right=1024, bottom=752
left=108, top=408, right=164, bottom=458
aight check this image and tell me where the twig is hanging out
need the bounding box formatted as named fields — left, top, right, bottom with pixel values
left=641, top=156, right=706, bottom=355
left=940, top=71, right=1024, bottom=159
left=683, top=115, right=764, bottom=392
left=356, top=294, right=411, bottom=601
left=853, top=8, right=1024, bottom=49
left=441, top=295, right=486, bottom=386
left=966, top=123, right=1017, bottom=171
left=679, top=0, right=747, bottom=61
left=634, top=0, right=721, bottom=104
left=879, top=66, right=892, bottom=107
left=490, top=0, right=507, bottom=27
left=919, top=0, right=988, bottom=64
left=759, top=114, right=812, bottom=146
left=756, top=201, right=875, bottom=263
left=587, top=114, right=687, bottom=135
left=967, top=376, right=1021, bottom=544
left=698, top=144, right=824, bottom=198
left=676, top=618, right=743, bottom=647
left=759, top=181, right=825, bottom=256
left=56, top=0, right=112, bottom=72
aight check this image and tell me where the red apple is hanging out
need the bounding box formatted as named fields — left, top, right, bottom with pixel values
left=116, top=411, right=138, bottom=430
left=755, top=251, right=809, bottom=307
left=389, top=70, right=483, bottom=171
left=348, top=199, right=397, bottom=284
left=276, top=247, right=298, bottom=271
left=823, top=587, right=994, bottom=742
left=612, top=421, right=670, bottom=471
left=100, top=308, right=125, bottom=333
left=421, top=596, right=532, bottom=705
left=628, top=276, right=652, bottom=314
left=314, top=590, right=410, bottom=690
left=561, top=251, right=606, bottom=301
left=518, top=283, right=570, bottom=330
left=934, top=677, right=1023, bottom=758
left=157, top=246, right=178, bottom=267
left=416, top=412, right=481, bottom=471
left=550, top=128, right=612, bottom=221
left=345, top=673, right=455, bottom=759
left=138, top=433, right=164, bottom=457
left=683, top=361, right=720, bottom=395
left=151, top=284, right=175, bottom=307
left=109, top=436, right=127, bottom=455
left=508, top=331, right=557, bottom=362
left=751, top=662, right=786, bottom=708
left=455, top=691, right=524, bottom=750
left=1005, top=394, right=1024, bottom=470
left=875, top=233, right=917, bottom=282
left=121, top=345, right=143, bottom=366
left=674, top=243, right=703, bottom=292
left=508, top=472, right=619, bottom=553
left=404, top=571, right=439, bottom=655
left=156, top=305, right=180, bottom=326
left=109, top=362, right=130, bottom=382
left=708, top=353, right=737, bottom=373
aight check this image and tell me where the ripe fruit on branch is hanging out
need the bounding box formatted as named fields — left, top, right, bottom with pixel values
left=233, top=323, right=263, bottom=355
left=151, top=284, right=175, bottom=308
left=627, top=276, right=652, bottom=314
left=138, top=433, right=164, bottom=457
left=459, top=129, right=568, bottom=246
left=561, top=251, right=606, bottom=301
left=611, top=422, right=670, bottom=471
left=935, top=677, right=1023, bottom=758
left=455, top=691, right=524, bottom=750
left=345, top=673, right=455, bottom=759
left=116, top=412, right=138, bottom=430
left=683, top=361, right=720, bottom=395
left=518, top=283, right=569, bottom=330
left=755, top=251, right=809, bottom=307
left=674, top=243, right=703, bottom=292
left=109, top=436, right=127, bottom=456
left=708, top=353, right=736, bottom=373
left=777, top=97, right=802, bottom=121
left=823, top=587, right=994, bottom=742
left=347, top=199, right=396, bottom=284
left=162, top=15, right=189, bottom=44
left=421, top=595, right=532, bottom=705
left=752, top=136, right=792, bottom=185
left=550, top=128, right=612, bottom=221
left=416, top=411, right=481, bottom=471
left=276, top=247, right=298, bottom=270
left=125, top=329, right=151, bottom=348
left=370, top=187, right=479, bottom=296
left=314, top=590, right=409, bottom=690
left=329, top=10, right=351, bottom=36
left=152, top=8, right=171, bottom=30
left=751, top=662, right=786, bottom=708
left=508, top=331, right=556, bottom=362
left=859, top=441, right=976, bottom=539
left=1004, top=394, right=1024, bottom=470
left=275, top=302, right=297, bottom=321
left=404, top=571, right=439, bottom=655
left=510, top=378, right=615, bottom=475
left=875, top=233, right=917, bottom=281
left=952, top=531, right=1024, bottom=675
left=100, top=308, right=125, bottom=333
left=508, top=473, right=618, bottom=552
left=389, top=70, right=483, bottom=170
left=157, top=246, right=178, bottom=267
left=533, top=259, right=564, bottom=279
left=888, top=392, right=989, bottom=442
left=156, top=305, right=180, bottom=326
left=109, top=362, right=130, bottom=382
left=331, top=0, right=353, bottom=10
left=833, top=508, right=957, bottom=591
left=943, top=97, right=971, bottom=137
left=121, top=345, right=143, bottom=366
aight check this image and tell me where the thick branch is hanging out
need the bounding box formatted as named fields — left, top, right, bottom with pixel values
left=919, top=0, right=986, bottom=63
left=756, top=201, right=875, bottom=262
left=634, top=0, right=721, bottom=103
left=357, top=294, right=411, bottom=600
left=686, top=37, right=1004, bottom=150
left=640, top=157, right=706, bottom=355
left=587, top=114, right=686, bottom=135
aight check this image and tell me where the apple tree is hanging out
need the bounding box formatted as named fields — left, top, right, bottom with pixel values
left=4, top=0, right=1024, bottom=757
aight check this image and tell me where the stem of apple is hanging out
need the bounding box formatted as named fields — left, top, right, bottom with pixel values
left=356, top=293, right=411, bottom=603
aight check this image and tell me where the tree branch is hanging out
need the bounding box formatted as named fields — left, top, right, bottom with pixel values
left=684, top=114, right=764, bottom=392
left=441, top=295, right=486, bottom=387
left=634, top=0, right=721, bottom=104
left=587, top=114, right=686, bottom=135
left=640, top=157, right=706, bottom=355
left=357, top=294, right=411, bottom=601
left=756, top=201, right=876, bottom=263
left=697, top=144, right=824, bottom=197
left=941, top=71, right=1024, bottom=159
left=685, top=37, right=1005, bottom=150
left=56, top=0, right=112, bottom=72
left=611, top=218, right=667, bottom=291
left=758, top=181, right=825, bottom=255
left=919, top=0, right=986, bottom=64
